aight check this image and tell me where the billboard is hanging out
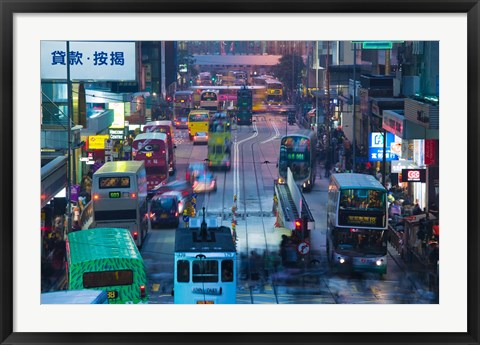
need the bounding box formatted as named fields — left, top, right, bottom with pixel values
left=41, top=41, right=136, bottom=81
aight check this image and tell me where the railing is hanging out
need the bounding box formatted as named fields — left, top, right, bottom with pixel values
left=388, top=225, right=404, bottom=255
left=41, top=92, right=75, bottom=128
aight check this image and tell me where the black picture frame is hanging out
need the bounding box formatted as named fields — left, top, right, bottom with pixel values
left=1, top=1, right=479, bottom=344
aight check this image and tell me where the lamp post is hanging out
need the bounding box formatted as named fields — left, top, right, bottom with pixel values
left=66, top=40, right=73, bottom=233
left=352, top=42, right=357, bottom=173
left=382, top=128, right=387, bottom=187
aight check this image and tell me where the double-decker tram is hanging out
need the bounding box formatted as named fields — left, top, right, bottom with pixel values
left=199, top=90, right=220, bottom=112
left=91, top=161, right=148, bottom=247
left=173, top=212, right=236, bottom=304
left=197, top=72, right=213, bottom=86
left=132, top=132, right=169, bottom=190
left=264, top=78, right=284, bottom=105
left=143, top=120, right=176, bottom=175
left=278, top=130, right=317, bottom=192
left=207, top=112, right=231, bottom=170
left=173, top=90, right=194, bottom=119
left=326, top=173, right=388, bottom=275
left=236, top=88, right=253, bottom=125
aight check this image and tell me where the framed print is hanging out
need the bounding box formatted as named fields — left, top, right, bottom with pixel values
left=1, top=0, right=479, bottom=344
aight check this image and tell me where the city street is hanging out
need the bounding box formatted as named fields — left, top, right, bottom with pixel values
left=141, top=114, right=437, bottom=304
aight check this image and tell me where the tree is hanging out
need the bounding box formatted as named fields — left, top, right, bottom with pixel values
left=271, top=54, right=306, bottom=95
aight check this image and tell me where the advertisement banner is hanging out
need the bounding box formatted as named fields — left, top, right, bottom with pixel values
left=88, top=134, right=110, bottom=150
left=368, top=132, right=399, bottom=162
left=41, top=41, right=136, bottom=81
left=401, top=168, right=426, bottom=183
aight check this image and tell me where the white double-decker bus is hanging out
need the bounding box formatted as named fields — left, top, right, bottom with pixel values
left=91, top=161, right=148, bottom=247
left=327, top=173, right=388, bottom=276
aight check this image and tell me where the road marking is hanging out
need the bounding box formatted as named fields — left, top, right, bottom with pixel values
left=233, top=122, right=258, bottom=203
left=260, top=118, right=280, bottom=144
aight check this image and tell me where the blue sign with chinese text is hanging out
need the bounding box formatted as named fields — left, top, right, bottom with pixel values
left=368, top=132, right=398, bottom=162
left=41, top=41, right=136, bottom=81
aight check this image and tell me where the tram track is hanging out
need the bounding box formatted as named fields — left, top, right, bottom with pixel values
left=238, top=117, right=281, bottom=304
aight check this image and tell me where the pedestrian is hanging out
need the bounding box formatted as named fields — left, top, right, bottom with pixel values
left=249, top=250, right=261, bottom=281
left=413, top=199, right=423, bottom=215
left=280, top=235, right=290, bottom=266
left=325, top=158, right=331, bottom=178
left=72, top=202, right=81, bottom=224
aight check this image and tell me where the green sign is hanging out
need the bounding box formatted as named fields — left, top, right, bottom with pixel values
left=362, top=41, right=393, bottom=49
left=109, top=191, right=121, bottom=198
left=287, top=153, right=305, bottom=161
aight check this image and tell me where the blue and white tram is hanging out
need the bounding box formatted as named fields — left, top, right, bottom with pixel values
left=173, top=214, right=236, bottom=304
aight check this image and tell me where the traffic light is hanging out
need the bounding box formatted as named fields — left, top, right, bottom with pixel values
left=295, top=218, right=302, bottom=231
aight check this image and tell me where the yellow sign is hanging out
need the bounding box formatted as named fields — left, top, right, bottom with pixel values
left=347, top=215, right=378, bottom=225
left=88, top=134, right=110, bottom=150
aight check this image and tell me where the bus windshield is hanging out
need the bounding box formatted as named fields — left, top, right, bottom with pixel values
left=339, top=189, right=385, bottom=210
left=201, top=92, right=217, bottom=101
left=333, top=228, right=387, bottom=256
left=175, top=94, right=191, bottom=103
left=189, top=113, right=209, bottom=122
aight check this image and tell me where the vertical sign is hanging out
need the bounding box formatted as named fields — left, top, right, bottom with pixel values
left=424, top=139, right=437, bottom=166
left=105, top=139, right=113, bottom=162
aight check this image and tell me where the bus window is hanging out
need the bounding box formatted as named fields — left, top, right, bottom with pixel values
left=192, top=260, right=218, bottom=283
left=221, top=260, right=234, bottom=282
left=177, top=260, right=190, bottom=283
left=83, top=270, right=133, bottom=288
left=99, top=177, right=130, bottom=189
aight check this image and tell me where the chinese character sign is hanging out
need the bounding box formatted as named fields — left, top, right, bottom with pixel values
left=41, top=41, right=136, bottom=81
left=368, top=132, right=399, bottom=162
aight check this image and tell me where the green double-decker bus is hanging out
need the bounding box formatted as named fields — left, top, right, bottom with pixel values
left=66, top=228, right=148, bottom=304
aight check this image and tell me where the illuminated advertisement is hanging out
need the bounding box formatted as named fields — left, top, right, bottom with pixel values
left=401, top=169, right=426, bottom=183
left=368, top=132, right=399, bottom=162
left=88, top=134, right=110, bottom=150
left=108, top=102, right=125, bottom=129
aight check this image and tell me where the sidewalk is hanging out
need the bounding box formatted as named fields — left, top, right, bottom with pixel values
left=387, top=243, right=439, bottom=302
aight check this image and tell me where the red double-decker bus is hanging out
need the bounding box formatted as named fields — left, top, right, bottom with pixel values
left=143, top=120, right=176, bottom=175
left=132, top=132, right=169, bottom=190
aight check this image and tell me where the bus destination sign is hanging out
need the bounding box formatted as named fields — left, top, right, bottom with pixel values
left=339, top=211, right=384, bottom=227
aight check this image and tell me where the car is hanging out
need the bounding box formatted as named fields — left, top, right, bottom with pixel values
left=174, top=117, right=188, bottom=129
left=152, top=179, right=193, bottom=199
left=186, top=162, right=208, bottom=185
left=149, top=192, right=182, bottom=228
left=192, top=171, right=217, bottom=193
left=193, top=131, right=208, bottom=145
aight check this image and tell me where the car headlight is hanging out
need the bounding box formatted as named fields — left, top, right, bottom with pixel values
left=376, top=259, right=384, bottom=266
left=338, top=257, right=345, bottom=264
